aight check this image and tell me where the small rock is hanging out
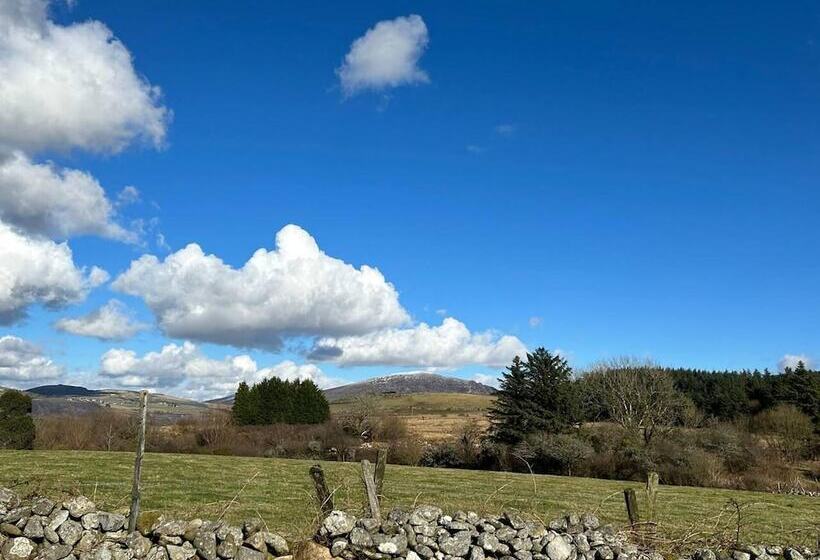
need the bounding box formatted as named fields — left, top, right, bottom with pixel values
left=192, top=528, right=217, bottom=560
left=330, top=539, right=347, bottom=557
left=217, top=540, right=238, bottom=559
left=152, top=518, right=187, bottom=538
left=322, top=512, right=356, bottom=538
left=350, top=527, right=373, bottom=548
left=415, top=545, right=435, bottom=559
left=407, top=552, right=422, bottom=560
left=471, top=546, right=486, bottom=560
left=74, top=530, right=99, bottom=553
left=31, top=499, right=56, bottom=517
left=596, top=546, right=614, bottom=560
left=245, top=532, right=267, bottom=553
left=5, top=506, right=32, bottom=524
left=144, top=547, right=168, bottom=560
left=97, top=513, right=126, bottom=533
left=57, top=520, right=82, bottom=546
left=3, top=536, right=36, bottom=560
left=263, top=532, right=289, bottom=556
left=504, top=512, right=527, bottom=531
left=2, top=522, right=23, bottom=536
left=438, top=535, right=470, bottom=557
left=126, top=533, right=152, bottom=559
left=81, top=513, right=100, bottom=531
left=477, top=534, right=500, bottom=553
left=733, top=553, right=751, bottom=560
left=784, top=551, right=805, bottom=560
left=36, top=543, right=73, bottom=560
left=23, top=516, right=44, bottom=539
left=166, top=542, right=196, bottom=560
left=546, top=537, right=572, bottom=560
left=295, top=540, right=332, bottom=560
left=64, top=497, right=95, bottom=519
left=0, top=489, right=21, bottom=511
left=409, top=507, right=443, bottom=526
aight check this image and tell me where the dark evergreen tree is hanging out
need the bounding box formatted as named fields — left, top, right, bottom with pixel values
left=489, top=348, right=580, bottom=443
left=232, top=378, right=329, bottom=426
left=0, top=390, right=35, bottom=449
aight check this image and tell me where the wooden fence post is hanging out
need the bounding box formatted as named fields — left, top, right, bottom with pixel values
left=361, top=460, right=381, bottom=521
left=645, top=471, right=659, bottom=524
left=309, top=464, right=334, bottom=517
left=374, top=449, right=387, bottom=500
left=128, top=391, right=149, bottom=533
left=623, top=488, right=639, bottom=528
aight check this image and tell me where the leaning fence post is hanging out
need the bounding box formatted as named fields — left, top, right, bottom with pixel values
left=645, top=471, right=659, bottom=525
left=128, top=391, right=149, bottom=533
left=361, top=460, right=381, bottom=521
left=374, top=449, right=387, bottom=500
left=310, top=464, right=334, bottom=517
left=623, top=488, right=639, bottom=528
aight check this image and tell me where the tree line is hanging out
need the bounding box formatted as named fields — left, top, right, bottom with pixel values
left=231, top=377, right=329, bottom=426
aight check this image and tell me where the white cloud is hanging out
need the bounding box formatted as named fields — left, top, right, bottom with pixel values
left=528, top=316, right=542, bottom=328
left=0, top=151, right=136, bottom=241
left=0, top=335, right=63, bottom=383
left=472, top=373, right=499, bottom=388
left=0, top=220, right=108, bottom=324
left=99, top=341, right=333, bottom=400
left=337, top=15, right=429, bottom=96
left=54, top=299, right=147, bottom=341
left=495, top=124, right=515, bottom=136
left=0, top=0, right=169, bottom=154
left=309, top=317, right=527, bottom=368
left=112, top=224, right=410, bottom=349
left=779, top=354, right=813, bottom=371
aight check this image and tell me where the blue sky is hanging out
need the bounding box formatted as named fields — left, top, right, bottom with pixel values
left=1, top=1, right=818, bottom=398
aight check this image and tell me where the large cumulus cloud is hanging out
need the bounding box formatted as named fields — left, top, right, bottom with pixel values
left=112, top=225, right=411, bottom=349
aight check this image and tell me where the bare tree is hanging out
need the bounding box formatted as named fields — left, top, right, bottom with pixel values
left=339, top=392, right=382, bottom=440
left=586, top=357, right=685, bottom=445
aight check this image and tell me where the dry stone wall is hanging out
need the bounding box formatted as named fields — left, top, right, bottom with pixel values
left=1, top=488, right=817, bottom=560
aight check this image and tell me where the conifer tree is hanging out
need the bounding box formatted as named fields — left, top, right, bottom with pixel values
left=488, top=356, right=531, bottom=443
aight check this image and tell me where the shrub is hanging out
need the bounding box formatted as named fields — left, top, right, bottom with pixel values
left=523, top=432, right=594, bottom=476
left=420, top=442, right=463, bottom=468
left=753, top=404, right=814, bottom=462
left=0, top=390, right=35, bottom=449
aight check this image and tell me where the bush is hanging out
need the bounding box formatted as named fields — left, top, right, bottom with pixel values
left=522, top=432, right=594, bottom=476
left=0, top=390, right=35, bottom=449
left=753, top=404, right=814, bottom=462
left=420, top=442, right=464, bottom=468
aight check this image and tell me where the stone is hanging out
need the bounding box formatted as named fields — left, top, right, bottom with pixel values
left=407, top=552, right=422, bottom=560
left=217, top=540, right=238, bottom=559
left=0, top=489, right=21, bottom=512
left=409, top=507, right=443, bottom=526
left=376, top=534, right=407, bottom=556
left=82, top=513, right=100, bottom=531
left=36, top=543, right=73, bottom=560
left=596, top=547, right=614, bottom=560
left=23, top=516, right=44, bottom=539
left=217, top=525, right=243, bottom=545
left=31, top=499, right=56, bottom=517
left=784, top=551, right=805, bottom=560
left=516, top=552, right=533, bottom=560
left=152, top=518, right=187, bottom=538
left=111, top=549, right=134, bottom=560
left=331, top=539, right=347, bottom=557
left=145, top=547, right=168, bottom=560
left=126, top=533, right=152, bottom=559
left=546, top=537, right=572, bottom=560
left=2, top=536, right=36, bottom=560
left=504, top=512, right=527, bottom=531
left=573, top=535, right=589, bottom=553
left=470, top=546, right=486, bottom=560
left=5, top=507, right=32, bottom=524
left=97, top=513, right=126, bottom=533
left=245, top=532, right=267, bottom=553
left=415, top=546, right=435, bottom=559
left=322, top=512, right=356, bottom=538
left=388, top=510, right=410, bottom=526
left=192, top=528, right=217, bottom=560
left=496, top=527, right=517, bottom=544
left=477, top=534, right=500, bottom=554
left=294, top=540, right=332, bottom=560
left=64, top=498, right=95, bottom=520
left=511, top=538, right=532, bottom=552
left=767, top=548, right=784, bottom=557
left=2, top=522, right=24, bottom=536
left=74, top=530, right=100, bottom=553
left=263, top=532, right=289, bottom=556
left=733, top=553, right=751, bottom=560
left=48, top=510, right=69, bottom=532
left=166, top=542, right=197, bottom=560
left=57, top=520, right=82, bottom=546
left=438, top=535, right=471, bottom=557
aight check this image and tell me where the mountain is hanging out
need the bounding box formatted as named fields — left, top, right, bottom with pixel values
left=323, top=372, right=496, bottom=402
left=26, top=384, right=103, bottom=397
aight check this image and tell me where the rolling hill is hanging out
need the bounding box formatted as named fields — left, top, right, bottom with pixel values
left=322, top=372, right=496, bottom=402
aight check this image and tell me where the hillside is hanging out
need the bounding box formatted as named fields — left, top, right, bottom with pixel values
left=323, top=372, right=496, bottom=402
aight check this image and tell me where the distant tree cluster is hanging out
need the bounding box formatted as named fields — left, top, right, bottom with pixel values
left=232, top=378, right=330, bottom=425
left=0, top=390, right=35, bottom=449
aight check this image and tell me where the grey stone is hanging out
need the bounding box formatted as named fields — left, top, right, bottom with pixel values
left=5, top=507, right=32, bottom=524
left=48, top=511, right=69, bottom=533
left=144, top=547, right=168, bottom=560
left=546, top=537, right=572, bottom=560
left=415, top=545, right=435, bottom=559
left=235, top=547, right=265, bottom=560
left=166, top=542, right=196, bottom=560
left=2, top=522, right=23, bottom=536
left=767, top=548, right=784, bottom=557
left=192, top=528, right=217, bottom=560
left=111, top=549, right=134, bottom=560
left=784, top=551, right=805, bottom=560
left=511, top=538, right=532, bottom=552
left=516, top=552, right=533, bottom=560
left=596, top=547, right=614, bottom=560
left=496, top=527, right=517, bottom=544
left=733, top=553, right=751, bottom=560
left=350, top=527, right=373, bottom=548
left=36, top=543, right=73, bottom=560
left=323, top=511, right=356, bottom=537
left=242, top=520, right=262, bottom=539
left=438, top=535, right=471, bottom=557
left=57, top=520, right=82, bottom=546
left=64, top=498, right=95, bottom=520
left=126, top=533, right=152, bottom=559
left=97, top=513, right=125, bottom=533
left=245, top=532, right=267, bottom=553
left=152, top=518, right=187, bottom=538
left=407, top=552, right=422, bottom=560
left=23, top=516, right=44, bottom=539
left=31, top=499, right=56, bottom=517
left=388, top=509, right=410, bottom=526
left=504, top=512, right=527, bottom=531
left=2, top=536, right=36, bottom=560
left=81, top=513, right=100, bottom=531
left=74, top=530, right=100, bottom=553
left=376, top=534, right=407, bottom=556
left=359, top=519, right=381, bottom=533
left=331, top=539, right=348, bottom=557
left=217, top=540, right=238, bottom=559
left=573, top=535, right=589, bottom=553
left=409, top=507, right=443, bottom=526
left=0, top=489, right=21, bottom=512
left=263, top=532, right=288, bottom=556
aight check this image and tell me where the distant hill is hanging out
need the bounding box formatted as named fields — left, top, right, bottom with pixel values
left=323, top=372, right=496, bottom=402
left=26, top=384, right=103, bottom=397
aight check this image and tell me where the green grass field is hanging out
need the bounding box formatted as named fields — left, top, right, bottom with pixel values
left=0, top=450, right=817, bottom=548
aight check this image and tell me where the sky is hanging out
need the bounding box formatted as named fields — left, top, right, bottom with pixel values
left=1, top=0, right=818, bottom=399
